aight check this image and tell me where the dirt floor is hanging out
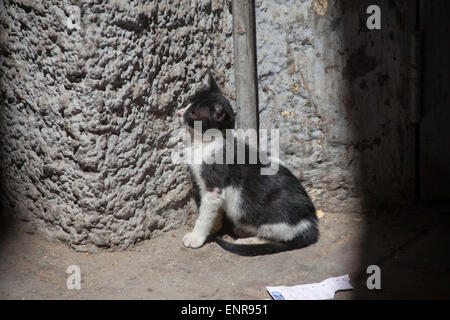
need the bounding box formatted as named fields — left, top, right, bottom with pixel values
left=0, top=207, right=449, bottom=300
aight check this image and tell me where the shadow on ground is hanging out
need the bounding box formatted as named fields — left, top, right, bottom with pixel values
left=342, top=0, right=450, bottom=299
left=0, top=205, right=449, bottom=299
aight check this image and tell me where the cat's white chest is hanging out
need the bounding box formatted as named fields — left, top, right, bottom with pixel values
left=184, top=135, right=245, bottom=224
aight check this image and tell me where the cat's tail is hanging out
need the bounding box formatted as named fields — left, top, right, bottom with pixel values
left=214, top=232, right=318, bottom=256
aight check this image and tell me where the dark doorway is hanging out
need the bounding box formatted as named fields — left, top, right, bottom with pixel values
left=419, top=0, right=450, bottom=203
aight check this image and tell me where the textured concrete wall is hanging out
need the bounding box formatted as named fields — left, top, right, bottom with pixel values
left=0, top=0, right=233, bottom=251
left=256, top=0, right=416, bottom=213
left=256, top=0, right=359, bottom=212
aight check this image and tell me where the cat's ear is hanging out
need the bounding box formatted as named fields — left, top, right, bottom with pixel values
left=204, top=71, right=220, bottom=93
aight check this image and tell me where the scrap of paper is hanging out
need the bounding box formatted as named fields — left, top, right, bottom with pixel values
left=267, top=274, right=353, bottom=300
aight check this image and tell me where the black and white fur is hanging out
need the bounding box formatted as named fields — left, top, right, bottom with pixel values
left=176, top=73, right=319, bottom=256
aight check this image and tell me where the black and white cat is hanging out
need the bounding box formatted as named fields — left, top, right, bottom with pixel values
left=176, top=73, right=319, bottom=256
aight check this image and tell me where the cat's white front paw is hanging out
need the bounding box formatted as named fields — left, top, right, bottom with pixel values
left=183, top=232, right=206, bottom=248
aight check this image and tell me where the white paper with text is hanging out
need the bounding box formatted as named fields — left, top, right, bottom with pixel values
left=267, top=274, right=353, bottom=300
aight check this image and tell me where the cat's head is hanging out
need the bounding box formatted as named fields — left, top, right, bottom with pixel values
left=177, top=72, right=235, bottom=132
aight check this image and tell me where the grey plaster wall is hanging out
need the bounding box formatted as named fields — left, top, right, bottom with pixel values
left=0, top=0, right=234, bottom=251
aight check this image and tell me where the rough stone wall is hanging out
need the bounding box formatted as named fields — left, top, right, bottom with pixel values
left=0, top=0, right=233, bottom=251
left=256, top=0, right=416, bottom=213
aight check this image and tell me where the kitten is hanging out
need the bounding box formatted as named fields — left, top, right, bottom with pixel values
left=176, top=72, right=319, bottom=256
